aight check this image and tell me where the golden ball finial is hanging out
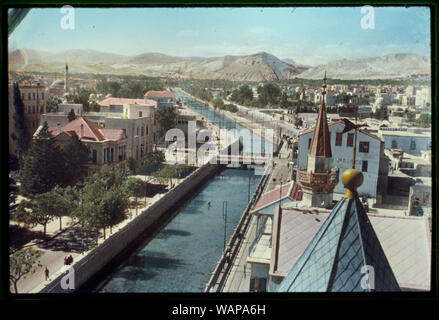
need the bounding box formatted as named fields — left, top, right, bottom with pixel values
left=342, top=169, right=363, bottom=199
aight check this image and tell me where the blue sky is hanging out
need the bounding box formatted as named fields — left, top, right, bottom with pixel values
left=9, top=6, right=430, bottom=66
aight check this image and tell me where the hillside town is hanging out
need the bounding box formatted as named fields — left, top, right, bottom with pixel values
left=7, top=6, right=432, bottom=297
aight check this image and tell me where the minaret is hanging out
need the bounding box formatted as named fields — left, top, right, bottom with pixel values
left=299, top=72, right=339, bottom=208
left=64, top=64, right=69, bottom=93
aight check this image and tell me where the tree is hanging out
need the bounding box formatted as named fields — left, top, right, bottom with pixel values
left=20, top=122, right=66, bottom=196
left=417, top=113, right=431, bottom=128
left=127, top=157, right=137, bottom=174
left=157, top=106, right=178, bottom=138
left=100, top=186, right=129, bottom=236
left=67, top=108, right=76, bottom=122
left=230, top=85, right=254, bottom=105
left=51, top=186, right=75, bottom=230
left=406, top=111, right=416, bottom=122
left=15, top=193, right=56, bottom=239
left=63, top=136, right=89, bottom=185
left=258, top=83, right=281, bottom=106
left=46, top=96, right=61, bottom=113
left=124, top=177, right=146, bottom=198
left=11, top=83, right=30, bottom=160
left=70, top=86, right=92, bottom=112
left=10, top=248, right=41, bottom=293
left=280, top=92, right=289, bottom=108
left=212, top=97, right=224, bottom=110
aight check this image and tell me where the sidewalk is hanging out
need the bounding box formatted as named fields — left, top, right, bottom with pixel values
left=10, top=175, right=176, bottom=294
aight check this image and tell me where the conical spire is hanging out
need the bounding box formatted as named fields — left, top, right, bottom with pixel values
left=309, top=72, right=332, bottom=157
left=278, top=169, right=400, bottom=292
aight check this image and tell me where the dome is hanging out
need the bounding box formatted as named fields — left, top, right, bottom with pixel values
left=51, top=79, right=65, bottom=87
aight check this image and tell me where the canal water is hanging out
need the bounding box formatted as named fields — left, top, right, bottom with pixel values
left=82, top=91, right=268, bottom=292
left=90, top=167, right=260, bottom=292
left=173, top=89, right=274, bottom=155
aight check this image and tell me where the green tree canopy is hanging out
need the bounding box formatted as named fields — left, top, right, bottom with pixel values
left=20, top=122, right=66, bottom=196
left=258, top=83, right=281, bottom=106
left=10, top=248, right=41, bottom=293
left=157, top=106, right=178, bottom=138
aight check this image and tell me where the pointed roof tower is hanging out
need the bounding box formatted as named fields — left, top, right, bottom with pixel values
left=278, top=169, right=401, bottom=292
left=309, top=71, right=332, bottom=157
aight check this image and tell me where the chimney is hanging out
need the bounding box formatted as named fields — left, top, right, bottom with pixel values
left=80, top=124, right=84, bottom=139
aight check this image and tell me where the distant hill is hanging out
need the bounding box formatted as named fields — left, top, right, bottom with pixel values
left=9, top=49, right=430, bottom=81
left=297, top=54, right=431, bottom=80
left=8, top=48, right=308, bottom=81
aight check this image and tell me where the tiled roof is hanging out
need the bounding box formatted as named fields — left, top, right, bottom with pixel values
left=309, top=97, right=332, bottom=157
left=144, top=90, right=175, bottom=98
left=278, top=195, right=401, bottom=292
left=98, top=97, right=157, bottom=107
left=251, top=182, right=302, bottom=214
left=49, top=117, right=125, bottom=142
left=298, top=118, right=381, bottom=141
left=271, top=209, right=431, bottom=291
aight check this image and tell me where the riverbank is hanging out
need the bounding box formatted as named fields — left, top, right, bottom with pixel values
left=34, top=162, right=223, bottom=293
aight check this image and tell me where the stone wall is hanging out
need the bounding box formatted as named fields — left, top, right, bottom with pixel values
left=37, top=162, right=222, bottom=293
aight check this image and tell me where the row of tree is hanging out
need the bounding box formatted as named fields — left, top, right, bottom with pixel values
left=96, top=79, right=165, bottom=99
left=15, top=167, right=146, bottom=240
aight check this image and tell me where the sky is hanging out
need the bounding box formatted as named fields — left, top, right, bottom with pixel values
left=9, top=6, right=431, bottom=66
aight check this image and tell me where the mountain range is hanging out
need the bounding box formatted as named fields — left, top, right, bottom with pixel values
left=8, top=48, right=430, bottom=81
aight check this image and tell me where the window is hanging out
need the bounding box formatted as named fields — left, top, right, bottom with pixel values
left=137, top=127, right=140, bottom=136
left=110, top=148, right=114, bottom=162
left=359, top=141, right=370, bottom=153
left=362, top=160, right=368, bottom=172
left=391, top=140, right=397, bottom=148
left=139, top=111, right=142, bottom=117
left=335, top=132, right=343, bottom=146
left=28, top=93, right=31, bottom=100
left=41, top=92, right=44, bottom=99
left=308, top=138, right=312, bottom=149
left=347, top=133, right=354, bottom=147
left=32, top=92, right=36, bottom=100
left=141, top=126, right=144, bottom=136
left=92, top=150, right=97, bottom=164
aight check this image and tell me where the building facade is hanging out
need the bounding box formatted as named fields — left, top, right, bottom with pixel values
left=297, top=119, right=389, bottom=200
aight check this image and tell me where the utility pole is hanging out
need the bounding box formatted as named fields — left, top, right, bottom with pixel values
left=222, top=201, right=228, bottom=251
left=352, top=105, right=358, bottom=169
left=248, top=176, right=251, bottom=203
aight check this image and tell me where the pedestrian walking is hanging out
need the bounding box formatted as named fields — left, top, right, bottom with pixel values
left=45, top=267, right=49, bottom=281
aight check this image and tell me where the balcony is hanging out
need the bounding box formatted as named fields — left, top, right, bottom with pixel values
left=298, top=168, right=339, bottom=193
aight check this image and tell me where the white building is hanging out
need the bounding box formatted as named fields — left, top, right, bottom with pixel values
left=380, top=128, right=431, bottom=156
left=297, top=119, right=389, bottom=200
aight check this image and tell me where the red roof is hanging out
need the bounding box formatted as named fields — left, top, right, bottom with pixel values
left=251, top=182, right=303, bottom=213
left=144, top=90, right=175, bottom=98
left=50, top=117, right=125, bottom=142
left=98, top=97, right=157, bottom=108
left=298, top=118, right=381, bottom=141
left=309, top=97, right=332, bottom=157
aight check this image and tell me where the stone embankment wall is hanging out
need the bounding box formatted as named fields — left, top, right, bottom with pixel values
left=38, top=163, right=222, bottom=293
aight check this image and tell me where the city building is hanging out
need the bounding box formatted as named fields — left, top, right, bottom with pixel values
left=84, top=102, right=157, bottom=161
left=34, top=117, right=128, bottom=175
left=297, top=118, right=389, bottom=201
left=380, top=128, right=431, bottom=156
left=98, top=97, right=156, bottom=113
left=9, top=82, right=48, bottom=156
left=144, top=90, right=176, bottom=108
